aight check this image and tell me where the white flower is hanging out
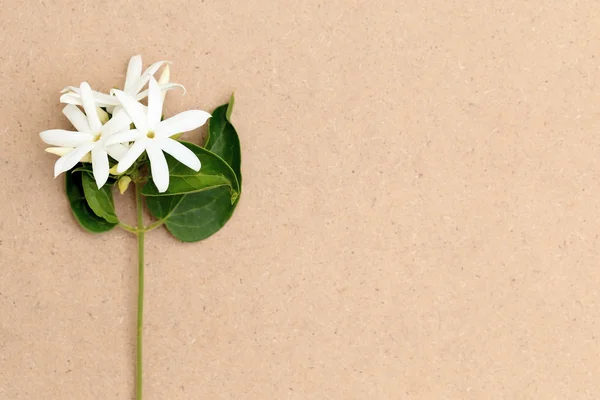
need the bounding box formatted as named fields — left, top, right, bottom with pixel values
left=106, top=77, right=211, bottom=193
left=40, top=82, right=132, bottom=188
left=59, top=55, right=184, bottom=111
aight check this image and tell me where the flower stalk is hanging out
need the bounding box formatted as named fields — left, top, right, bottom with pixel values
left=135, top=181, right=145, bottom=400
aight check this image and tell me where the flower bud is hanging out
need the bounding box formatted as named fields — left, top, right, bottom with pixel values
left=97, top=107, right=109, bottom=124
left=109, top=165, right=123, bottom=175
left=118, top=176, right=132, bottom=194
left=158, top=64, right=170, bottom=103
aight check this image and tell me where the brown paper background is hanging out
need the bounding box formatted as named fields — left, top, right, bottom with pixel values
left=2, top=1, right=600, bottom=399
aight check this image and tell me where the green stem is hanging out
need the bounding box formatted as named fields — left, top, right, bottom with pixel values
left=144, top=219, right=165, bottom=233
left=135, top=182, right=145, bottom=400
left=119, top=222, right=138, bottom=234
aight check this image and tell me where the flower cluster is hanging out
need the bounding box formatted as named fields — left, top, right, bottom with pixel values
left=40, top=55, right=211, bottom=192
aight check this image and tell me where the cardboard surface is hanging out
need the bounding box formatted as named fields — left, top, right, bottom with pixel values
left=2, top=0, right=600, bottom=398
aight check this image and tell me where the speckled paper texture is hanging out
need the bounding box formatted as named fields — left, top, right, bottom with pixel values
left=1, top=1, right=600, bottom=399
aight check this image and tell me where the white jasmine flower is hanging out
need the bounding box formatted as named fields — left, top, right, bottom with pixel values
left=106, top=77, right=211, bottom=193
left=40, top=82, right=132, bottom=188
left=59, top=55, right=184, bottom=111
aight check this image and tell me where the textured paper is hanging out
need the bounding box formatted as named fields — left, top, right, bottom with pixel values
left=1, top=1, right=600, bottom=398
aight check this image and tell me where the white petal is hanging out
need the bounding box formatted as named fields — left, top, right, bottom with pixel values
left=62, top=88, right=120, bottom=108
left=62, top=105, right=90, bottom=133
left=80, top=82, right=102, bottom=133
left=116, top=139, right=146, bottom=173
left=124, top=55, right=143, bottom=93
left=105, top=129, right=139, bottom=146
left=146, top=142, right=169, bottom=193
left=100, top=109, right=132, bottom=137
left=112, top=89, right=148, bottom=133
left=54, top=143, right=95, bottom=177
left=40, top=129, right=93, bottom=147
left=60, top=86, right=79, bottom=94
left=91, top=146, right=109, bottom=188
left=136, top=83, right=185, bottom=101
left=158, top=138, right=201, bottom=171
left=92, top=92, right=120, bottom=107
left=132, top=60, right=170, bottom=94
left=106, top=144, right=129, bottom=161
left=60, top=93, right=82, bottom=105
left=45, top=147, right=74, bottom=157
left=155, top=110, right=212, bottom=138
left=147, top=77, right=163, bottom=129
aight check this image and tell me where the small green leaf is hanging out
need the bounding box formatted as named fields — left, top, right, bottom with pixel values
left=146, top=186, right=236, bottom=242
left=141, top=141, right=239, bottom=198
left=65, top=170, right=117, bottom=233
left=81, top=172, right=119, bottom=223
left=205, top=93, right=242, bottom=186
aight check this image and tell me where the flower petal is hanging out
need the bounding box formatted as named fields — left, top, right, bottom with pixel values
left=60, top=92, right=82, bottom=105
left=124, top=55, right=143, bottom=93
left=112, top=89, right=148, bottom=133
left=40, top=129, right=93, bottom=147
left=62, top=105, right=90, bottom=133
left=92, top=92, right=120, bottom=107
left=91, top=146, right=109, bottom=188
left=105, top=129, right=139, bottom=146
left=155, top=110, right=212, bottom=138
left=116, top=139, right=146, bottom=173
left=106, top=144, right=130, bottom=161
left=146, top=142, right=169, bottom=193
left=132, top=60, right=170, bottom=94
left=60, top=85, right=79, bottom=94
left=147, top=77, right=163, bottom=129
left=61, top=88, right=120, bottom=108
left=80, top=82, right=102, bottom=133
left=136, top=83, right=186, bottom=101
left=45, top=147, right=74, bottom=157
left=53, top=143, right=95, bottom=177
left=158, top=138, right=201, bottom=171
left=100, top=109, right=132, bottom=137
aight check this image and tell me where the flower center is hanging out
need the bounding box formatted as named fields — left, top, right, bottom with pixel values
left=146, top=131, right=155, bottom=139
left=92, top=133, right=101, bottom=142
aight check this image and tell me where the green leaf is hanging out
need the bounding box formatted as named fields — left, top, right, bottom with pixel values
left=146, top=186, right=236, bottom=242
left=143, top=96, right=243, bottom=242
left=141, top=141, right=239, bottom=198
left=65, top=170, right=117, bottom=233
left=205, top=93, right=242, bottom=186
left=81, top=172, right=119, bottom=223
